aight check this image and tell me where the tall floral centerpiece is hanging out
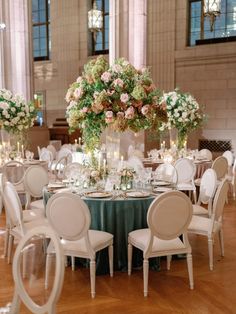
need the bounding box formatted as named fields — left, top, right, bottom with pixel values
left=159, top=89, right=206, bottom=150
left=0, top=89, right=38, bottom=149
left=66, top=56, right=166, bottom=152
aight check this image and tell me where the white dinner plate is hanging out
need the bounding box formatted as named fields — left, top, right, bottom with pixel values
left=126, top=191, right=150, bottom=198
left=48, top=183, right=65, bottom=188
left=85, top=191, right=112, bottom=199
left=152, top=181, right=171, bottom=186
left=153, top=187, right=173, bottom=193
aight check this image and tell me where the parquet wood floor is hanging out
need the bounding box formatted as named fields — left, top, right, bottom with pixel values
left=0, top=198, right=236, bottom=314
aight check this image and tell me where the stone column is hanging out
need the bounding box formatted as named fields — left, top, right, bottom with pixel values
left=1, top=0, right=33, bottom=100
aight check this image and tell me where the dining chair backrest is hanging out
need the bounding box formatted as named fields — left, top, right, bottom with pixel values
left=47, top=144, right=57, bottom=160
left=39, top=148, right=53, bottom=163
left=57, top=148, right=72, bottom=160
left=3, top=182, right=23, bottom=229
left=11, top=225, right=64, bottom=314
left=23, top=165, right=49, bottom=198
left=174, top=158, right=196, bottom=183
left=199, top=149, right=213, bottom=161
left=212, top=156, right=228, bottom=180
left=154, top=163, right=178, bottom=184
left=147, top=191, right=193, bottom=241
left=212, top=179, right=228, bottom=222
left=198, top=169, right=217, bottom=205
left=2, top=161, right=25, bottom=185
left=222, top=150, right=234, bottom=167
left=46, top=193, right=91, bottom=242
left=61, top=144, right=72, bottom=151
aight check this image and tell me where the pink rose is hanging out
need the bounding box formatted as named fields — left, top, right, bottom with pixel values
left=141, top=104, right=150, bottom=116
left=76, top=76, right=83, bottom=83
left=74, top=87, right=83, bottom=100
left=125, top=106, right=135, bottom=119
left=101, top=71, right=111, bottom=83
left=117, top=111, right=124, bottom=119
left=113, top=78, right=124, bottom=88
left=105, top=111, right=114, bottom=124
left=82, top=107, right=88, bottom=113
left=112, top=64, right=122, bottom=73
left=120, top=93, right=129, bottom=103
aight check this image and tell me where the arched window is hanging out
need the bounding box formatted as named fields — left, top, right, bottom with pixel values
left=189, top=0, right=236, bottom=46
left=32, top=0, right=50, bottom=61
left=91, top=0, right=109, bottom=55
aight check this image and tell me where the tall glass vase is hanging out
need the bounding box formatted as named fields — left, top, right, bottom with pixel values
left=177, top=131, right=188, bottom=150
left=105, top=126, right=121, bottom=169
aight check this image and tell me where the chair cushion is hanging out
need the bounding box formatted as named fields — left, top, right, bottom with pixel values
left=23, top=208, right=45, bottom=222
left=30, top=199, right=44, bottom=211
left=129, top=229, right=186, bottom=254
left=11, top=218, right=49, bottom=238
left=193, top=204, right=208, bottom=216
left=188, top=215, right=221, bottom=235
left=60, top=230, right=113, bottom=257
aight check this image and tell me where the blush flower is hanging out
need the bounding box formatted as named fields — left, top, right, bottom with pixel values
left=125, top=106, right=135, bottom=119
left=74, top=87, right=83, bottom=100
left=105, top=110, right=114, bottom=124
left=141, top=104, right=150, bottom=116
left=120, top=93, right=129, bottom=103
left=113, top=78, right=124, bottom=88
left=101, top=71, right=111, bottom=83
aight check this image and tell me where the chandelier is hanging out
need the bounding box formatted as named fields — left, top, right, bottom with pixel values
left=88, top=1, right=103, bottom=39
left=203, top=0, right=221, bottom=31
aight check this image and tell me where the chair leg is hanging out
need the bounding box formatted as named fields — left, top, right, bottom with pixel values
left=9, top=289, right=21, bottom=314
left=186, top=253, right=194, bottom=289
left=90, top=260, right=96, bottom=298
left=193, top=190, right=197, bottom=204
left=219, top=229, right=224, bottom=257
left=71, top=256, right=75, bottom=271
left=108, top=244, right=113, bottom=277
left=64, top=256, right=68, bottom=267
left=4, top=228, right=9, bottom=258
left=208, top=237, right=214, bottom=271
left=128, top=243, right=133, bottom=276
left=143, top=259, right=149, bottom=297
left=167, top=255, right=172, bottom=270
left=45, top=253, right=53, bottom=289
left=7, top=234, right=14, bottom=264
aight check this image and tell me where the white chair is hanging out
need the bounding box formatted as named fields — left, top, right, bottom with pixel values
left=226, top=159, right=236, bottom=200
left=47, top=144, right=57, bottom=160
left=3, top=182, right=48, bottom=263
left=222, top=150, right=234, bottom=168
left=24, top=165, right=49, bottom=212
left=9, top=225, right=64, bottom=314
left=193, top=169, right=217, bottom=217
left=57, top=147, right=72, bottom=160
left=188, top=179, right=228, bottom=270
left=2, top=161, right=25, bottom=195
left=128, top=191, right=194, bottom=297
left=52, top=155, right=72, bottom=180
left=198, top=149, right=213, bottom=161
left=174, top=158, right=197, bottom=203
left=45, top=192, right=114, bottom=298
left=153, top=163, right=178, bottom=185
left=39, top=148, right=54, bottom=172
left=212, top=156, right=228, bottom=182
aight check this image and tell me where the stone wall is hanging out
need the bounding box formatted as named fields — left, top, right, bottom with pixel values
left=148, top=0, right=236, bottom=152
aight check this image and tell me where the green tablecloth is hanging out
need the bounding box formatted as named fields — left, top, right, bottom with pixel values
left=43, top=190, right=156, bottom=274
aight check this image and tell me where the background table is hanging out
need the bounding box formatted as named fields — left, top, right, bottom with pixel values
left=44, top=190, right=155, bottom=274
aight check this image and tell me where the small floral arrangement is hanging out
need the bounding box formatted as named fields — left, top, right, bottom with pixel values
left=159, top=89, right=206, bottom=149
left=0, top=89, right=37, bottom=134
left=66, top=56, right=166, bottom=151
left=119, top=167, right=135, bottom=187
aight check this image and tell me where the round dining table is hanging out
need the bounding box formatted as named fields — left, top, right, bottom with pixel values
left=43, top=189, right=157, bottom=274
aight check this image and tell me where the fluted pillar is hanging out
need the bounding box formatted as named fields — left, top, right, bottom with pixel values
left=0, top=0, right=33, bottom=100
